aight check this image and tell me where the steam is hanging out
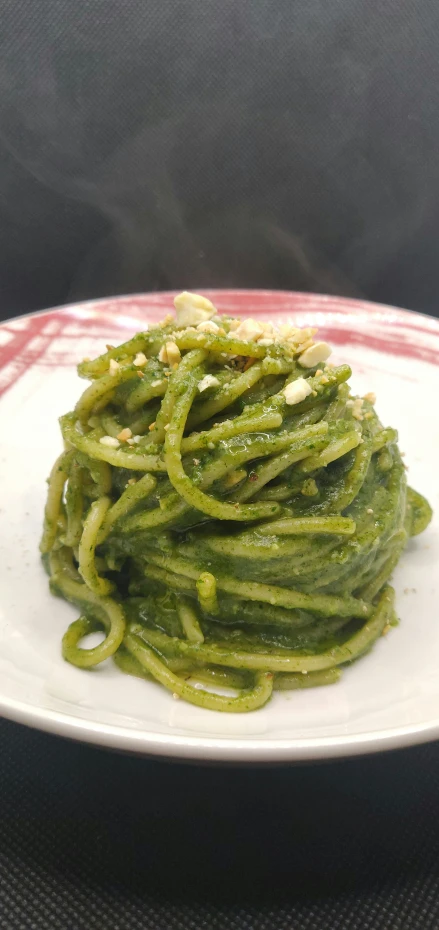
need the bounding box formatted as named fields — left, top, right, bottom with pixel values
left=0, top=2, right=435, bottom=311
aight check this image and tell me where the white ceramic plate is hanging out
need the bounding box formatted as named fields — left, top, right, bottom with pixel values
left=0, top=290, right=438, bottom=762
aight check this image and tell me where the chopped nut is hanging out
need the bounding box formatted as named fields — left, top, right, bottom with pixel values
left=151, top=379, right=163, bottom=387
left=315, top=369, right=323, bottom=376
left=127, top=478, right=137, bottom=486
left=196, top=320, right=220, bottom=334
left=298, top=341, right=332, bottom=368
left=197, top=374, right=220, bottom=393
left=349, top=397, right=364, bottom=421
left=117, top=427, right=133, bottom=442
left=283, top=377, right=313, bottom=405
left=99, top=435, right=120, bottom=448
left=234, top=318, right=265, bottom=342
left=133, top=352, right=147, bottom=366
left=109, top=358, right=120, bottom=376
left=82, top=356, right=90, bottom=363
left=174, top=291, right=216, bottom=327
left=278, top=323, right=299, bottom=340
left=164, top=423, right=170, bottom=431
left=228, top=319, right=241, bottom=331
left=363, top=392, right=376, bottom=404
left=193, top=458, right=200, bottom=466
left=288, top=327, right=317, bottom=347
left=258, top=338, right=275, bottom=347
left=106, top=343, right=115, bottom=350
left=148, top=422, right=156, bottom=431
left=158, top=341, right=181, bottom=366
left=366, top=508, right=374, bottom=514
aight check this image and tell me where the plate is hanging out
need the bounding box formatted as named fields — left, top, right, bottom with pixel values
left=0, top=290, right=438, bottom=762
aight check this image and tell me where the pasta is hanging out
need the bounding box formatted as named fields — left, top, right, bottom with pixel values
left=41, top=292, right=433, bottom=712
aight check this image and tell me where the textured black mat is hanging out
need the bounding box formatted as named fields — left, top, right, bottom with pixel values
left=0, top=718, right=439, bottom=928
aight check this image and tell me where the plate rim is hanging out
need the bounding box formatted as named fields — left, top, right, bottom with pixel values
left=1, top=287, right=438, bottom=762
left=2, top=287, right=439, bottom=333
left=2, top=691, right=439, bottom=761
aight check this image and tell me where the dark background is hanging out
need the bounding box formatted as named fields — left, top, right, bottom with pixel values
left=1, top=0, right=439, bottom=318
left=2, top=2, right=439, bottom=927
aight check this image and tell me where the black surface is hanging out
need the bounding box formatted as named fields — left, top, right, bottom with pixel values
left=0, top=1, right=439, bottom=317
left=0, top=717, right=439, bottom=928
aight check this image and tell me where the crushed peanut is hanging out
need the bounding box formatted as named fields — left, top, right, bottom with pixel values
left=283, top=377, right=313, bottom=405
left=348, top=397, right=364, bottom=421
left=196, top=320, right=220, bottom=334
left=99, top=435, right=120, bottom=448
left=117, top=427, right=132, bottom=442
left=363, top=392, right=376, bottom=404
left=174, top=291, right=216, bottom=327
left=298, top=341, right=332, bottom=368
left=158, top=341, right=181, bottom=366
left=109, top=358, right=120, bottom=375
left=197, top=374, right=220, bottom=393
left=233, top=318, right=265, bottom=342
left=133, top=352, right=147, bottom=366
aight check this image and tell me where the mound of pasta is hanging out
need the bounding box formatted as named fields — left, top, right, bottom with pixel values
left=41, top=292, right=432, bottom=712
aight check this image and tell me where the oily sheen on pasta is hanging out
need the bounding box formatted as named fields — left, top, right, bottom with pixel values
left=41, top=292, right=432, bottom=712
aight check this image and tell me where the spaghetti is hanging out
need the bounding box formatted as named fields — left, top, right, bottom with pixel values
left=41, top=292, right=432, bottom=712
